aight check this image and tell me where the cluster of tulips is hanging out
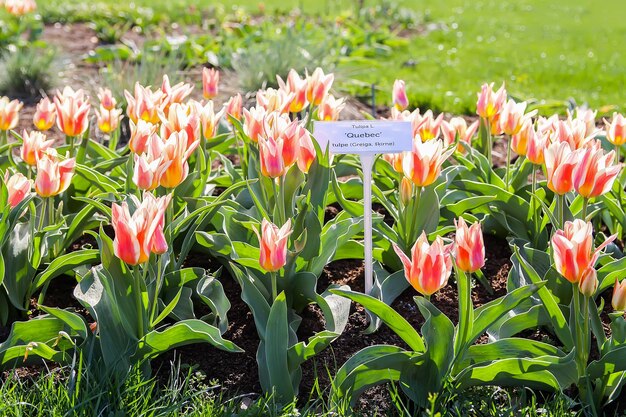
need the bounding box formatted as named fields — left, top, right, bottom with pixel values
left=1, top=0, right=36, bottom=16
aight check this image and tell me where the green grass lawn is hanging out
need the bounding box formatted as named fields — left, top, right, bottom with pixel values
left=38, top=0, right=626, bottom=114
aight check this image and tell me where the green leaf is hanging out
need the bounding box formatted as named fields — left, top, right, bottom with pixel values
left=265, top=291, right=295, bottom=401
left=331, top=289, right=424, bottom=352
left=74, top=164, right=122, bottom=193
left=458, top=338, right=566, bottom=369
left=31, top=249, right=100, bottom=293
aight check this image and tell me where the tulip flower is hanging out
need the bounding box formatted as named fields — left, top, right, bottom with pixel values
left=317, top=94, right=345, bottom=121
left=578, top=267, right=598, bottom=297
left=161, top=75, right=193, bottom=109
left=4, top=0, right=36, bottom=15
left=510, top=118, right=534, bottom=156
left=399, top=176, right=412, bottom=206
left=392, top=232, right=453, bottom=296
left=34, top=151, right=76, bottom=198
left=98, top=88, right=117, bottom=110
left=0, top=96, right=22, bottom=131
left=476, top=82, right=506, bottom=120
left=306, top=68, right=334, bottom=107
left=243, top=106, right=267, bottom=142
left=95, top=106, right=123, bottom=134
left=224, top=93, right=243, bottom=121
left=259, top=134, right=285, bottom=178
left=604, top=113, right=626, bottom=147
left=454, top=217, right=485, bottom=273
left=279, top=120, right=305, bottom=168
left=202, top=68, right=219, bottom=100
left=198, top=100, right=224, bottom=140
left=551, top=219, right=615, bottom=284
left=544, top=141, right=580, bottom=195
left=392, top=79, right=409, bottom=111
left=111, top=193, right=171, bottom=265
left=296, top=128, right=316, bottom=173
left=440, top=117, right=479, bottom=148
left=403, top=139, right=453, bottom=187
left=128, top=120, right=158, bottom=154
left=159, top=102, right=199, bottom=145
left=552, top=119, right=590, bottom=150
left=612, top=278, right=626, bottom=312
left=573, top=142, right=621, bottom=199
left=415, top=110, right=444, bottom=142
left=499, top=99, right=534, bottom=136
left=124, top=83, right=164, bottom=125
left=383, top=153, right=404, bottom=173
left=526, top=128, right=549, bottom=165
left=54, top=87, right=91, bottom=137
left=133, top=152, right=168, bottom=191
left=33, top=97, right=56, bottom=131
left=159, top=131, right=199, bottom=189
left=570, top=107, right=597, bottom=137
left=277, top=69, right=308, bottom=113
left=257, top=88, right=295, bottom=114
left=255, top=218, right=292, bottom=273
left=20, top=130, right=54, bottom=166
left=5, top=171, right=32, bottom=208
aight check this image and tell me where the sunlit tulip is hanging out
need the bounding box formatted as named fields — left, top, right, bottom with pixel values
left=198, top=100, right=224, bottom=139
left=202, top=68, right=219, bottom=100
left=454, top=217, right=485, bottom=273
left=5, top=171, right=31, bottom=208
left=159, top=102, right=199, bottom=145
left=526, top=127, right=549, bottom=165
left=0, top=96, right=22, bottom=131
left=306, top=68, right=334, bottom=106
left=33, top=97, right=56, bottom=131
left=415, top=110, right=444, bottom=141
left=224, top=93, right=243, bottom=121
left=573, top=142, right=621, bottom=198
left=111, top=192, right=171, bottom=265
left=392, top=232, right=453, bottom=296
left=279, top=120, right=305, bottom=168
left=578, top=267, right=598, bottom=297
left=124, top=83, right=163, bottom=125
left=97, top=88, right=117, bottom=111
left=159, top=131, right=199, bottom=189
left=544, top=141, right=580, bottom=195
left=54, top=87, right=90, bottom=137
left=604, top=113, right=626, bottom=147
left=499, top=99, right=534, bottom=136
left=133, top=153, right=168, bottom=191
left=95, top=106, right=123, bottom=134
left=258, top=134, right=285, bottom=178
left=4, top=0, right=36, bottom=16
left=551, top=219, right=615, bottom=284
left=34, top=151, right=75, bottom=197
left=161, top=75, right=193, bottom=109
left=537, top=114, right=560, bottom=136
left=317, top=94, right=345, bottom=121
left=510, top=118, right=534, bottom=156
left=256, top=88, right=294, bottom=114
left=552, top=119, right=590, bottom=150
left=392, top=79, right=409, bottom=111
left=296, top=128, right=316, bottom=173
left=440, top=117, right=479, bottom=148
left=20, top=130, right=54, bottom=166
left=476, top=82, right=506, bottom=120
left=255, top=218, right=292, bottom=272
left=243, top=106, right=266, bottom=142
left=612, top=278, right=626, bottom=312
left=128, top=120, right=158, bottom=154
left=383, top=153, right=404, bottom=173
left=570, top=107, right=597, bottom=137
left=277, top=69, right=308, bottom=113
left=399, top=177, right=412, bottom=206
left=403, top=139, right=453, bottom=187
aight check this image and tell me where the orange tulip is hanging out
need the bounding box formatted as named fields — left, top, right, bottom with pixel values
left=454, top=217, right=485, bottom=273
left=403, top=139, right=453, bottom=187
left=0, top=96, right=22, bottom=131
left=277, top=69, right=308, bottom=113
left=243, top=106, right=267, bottom=142
left=499, top=99, right=534, bottom=136
left=224, top=93, right=243, bottom=121
left=317, top=94, right=345, bottom=121
left=392, top=79, right=409, bottom=111
left=4, top=0, right=36, bottom=15
left=159, top=131, right=199, bottom=189
left=306, top=68, right=334, bottom=107
left=476, top=82, right=506, bottom=120
left=33, top=97, right=56, bottom=131
left=612, top=278, right=626, bottom=312
left=202, top=68, right=219, bottom=100
left=255, top=218, right=292, bottom=272
left=573, top=142, right=621, bottom=198
left=392, top=232, right=453, bottom=296
left=399, top=176, right=412, bottom=206
left=111, top=192, right=171, bottom=265
left=258, top=134, right=285, bottom=178
left=511, top=118, right=534, bottom=156
left=128, top=120, right=158, bottom=154
left=440, top=117, right=479, bottom=148
left=124, top=83, right=164, bottom=125
left=97, top=88, right=117, bottom=111
left=159, top=102, right=199, bottom=145
left=95, top=105, right=123, bottom=134
left=296, top=128, right=316, bottom=173
left=54, top=87, right=90, bottom=137
left=552, top=119, right=591, bottom=150
left=526, top=127, right=549, bottom=165
left=551, top=219, right=615, bottom=284
left=20, top=130, right=54, bottom=166
left=604, top=113, right=626, bottom=147
left=133, top=152, right=168, bottom=191
left=544, top=141, right=580, bottom=195
left=257, top=88, right=294, bottom=114
left=383, top=153, right=404, bottom=173
left=34, top=150, right=75, bottom=197
left=197, top=100, right=224, bottom=140
left=414, top=110, right=444, bottom=142
left=5, top=171, right=32, bottom=208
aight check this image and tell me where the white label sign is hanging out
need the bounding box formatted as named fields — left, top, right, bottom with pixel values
left=313, top=120, right=413, bottom=155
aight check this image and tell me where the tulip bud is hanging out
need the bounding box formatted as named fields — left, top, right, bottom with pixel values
left=296, top=129, right=316, bottom=173
left=54, top=87, right=91, bottom=137
left=578, top=267, right=598, bottom=297
left=526, top=129, right=549, bottom=165
left=20, top=130, right=54, bottom=166
left=96, top=106, right=123, bottom=134
left=243, top=106, right=266, bottom=143
left=277, top=69, right=308, bottom=113
left=34, top=151, right=76, bottom=198
left=0, top=96, right=23, bottom=131
left=317, top=94, right=345, bottom=122
left=4, top=171, right=32, bottom=208
left=255, top=218, right=292, bottom=272
left=306, top=68, right=334, bottom=106
left=202, top=68, right=219, bottom=100
left=128, top=120, right=158, bottom=154
left=454, top=217, right=485, bottom=273
left=392, top=80, right=409, bottom=111
left=224, top=93, right=243, bottom=121
left=400, top=177, right=412, bottom=206
left=476, top=82, right=506, bottom=120
left=605, top=113, right=626, bottom=147
left=33, top=97, right=56, bottom=131
left=612, top=278, right=626, bottom=312
left=98, top=88, right=117, bottom=110
left=403, top=139, right=453, bottom=187
left=198, top=100, right=224, bottom=140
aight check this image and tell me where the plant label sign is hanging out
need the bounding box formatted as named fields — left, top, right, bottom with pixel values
left=313, top=120, right=413, bottom=155
left=313, top=120, right=413, bottom=297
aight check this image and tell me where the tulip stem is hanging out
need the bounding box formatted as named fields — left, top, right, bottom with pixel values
left=485, top=118, right=492, bottom=168
left=505, top=136, right=512, bottom=187
left=555, top=194, right=565, bottom=229
left=68, top=135, right=75, bottom=155
left=617, top=145, right=621, bottom=164
left=270, top=272, right=278, bottom=303
left=406, top=185, right=422, bottom=247
left=1, top=130, right=7, bottom=147
left=581, top=198, right=589, bottom=221
left=135, top=266, right=146, bottom=338
left=38, top=197, right=47, bottom=232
